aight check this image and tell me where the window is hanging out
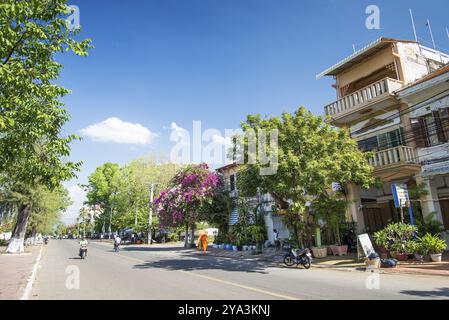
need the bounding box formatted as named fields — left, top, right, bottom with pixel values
left=230, top=174, right=236, bottom=192
left=422, top=111, right=448, bottom=147
left=357, top=129, right=404, bottom=152
left=378, top=128, right=404, bottom=150
left=358, top=136, right=378, bottom=152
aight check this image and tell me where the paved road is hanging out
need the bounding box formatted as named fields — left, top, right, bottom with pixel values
left=32, top=240, right=449, bottom=300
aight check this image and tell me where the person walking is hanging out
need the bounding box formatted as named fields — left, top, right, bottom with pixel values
left=197, top=230, right=208, bottom=254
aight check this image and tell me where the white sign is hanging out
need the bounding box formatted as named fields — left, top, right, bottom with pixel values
left=392, top=184, right=409, bottom=208
left=358, top=233, right=376, bottom=257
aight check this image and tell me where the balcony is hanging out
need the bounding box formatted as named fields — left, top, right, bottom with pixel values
left=368, top=146, right=421, bottom=181
left=324, top=78, right=403, bottom=124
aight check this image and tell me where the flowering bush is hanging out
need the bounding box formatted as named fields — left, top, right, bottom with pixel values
left=154, top=163, right=221, bottom=228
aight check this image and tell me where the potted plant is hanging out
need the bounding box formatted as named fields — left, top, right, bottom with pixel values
left=311, top=246, right=328, bottom=258
left=419, top=233, right=447, bottom=262
left=374, top=222, right=418, bottom=261
left=313, top=194, right=348, bottom=256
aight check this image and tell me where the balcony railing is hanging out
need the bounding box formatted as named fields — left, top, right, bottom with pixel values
left=368, top=146, right=419, bottom=168
left=325, top=78, right=403, bottom=118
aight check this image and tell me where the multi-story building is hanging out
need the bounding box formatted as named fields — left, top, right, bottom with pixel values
left=317, top=37, right=449, bottom=235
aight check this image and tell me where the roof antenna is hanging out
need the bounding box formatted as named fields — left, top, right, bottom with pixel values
left=426, top=19, right=437, bottom=49
left=426, top=19, right=443, bottom=63
left=409, top=9, right=418, bottom=42
left=446, top=26, right=449, bottom=40
left=352, top=44, right=356, bottom=53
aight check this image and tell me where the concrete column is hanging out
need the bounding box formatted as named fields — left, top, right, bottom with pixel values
left=264, top=212, right=274, bottom=244
left=347, top=183, right=365, bottom=234
left=415, top=175, right=444, bottom=223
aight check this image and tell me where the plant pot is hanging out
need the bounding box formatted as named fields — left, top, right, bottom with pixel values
left=395, top=253, right=408, bottom=261
left=329, top=245, right=348, bottom=256
left=311, top=247, right=328, bottom=259
left=430, top=253, right=443, bottom=262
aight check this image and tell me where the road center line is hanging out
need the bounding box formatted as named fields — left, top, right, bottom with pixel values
left=95, top=245, right=299, bottom=300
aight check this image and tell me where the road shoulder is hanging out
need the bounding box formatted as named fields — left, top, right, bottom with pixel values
left=0, top=245, right=43, bottom=300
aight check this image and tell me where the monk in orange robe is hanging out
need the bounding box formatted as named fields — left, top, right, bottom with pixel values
left=198, top=234, right=208, bottom=254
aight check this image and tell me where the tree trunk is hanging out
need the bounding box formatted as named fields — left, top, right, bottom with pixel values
left=6, top=204, right=32, bottom=254
left=184, top=223, right=189, bottom=248
left=190, top=224, right=196, bottom=248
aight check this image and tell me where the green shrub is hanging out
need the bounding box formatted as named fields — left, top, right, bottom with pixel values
left=0, top=239, right=8, bottom=246
left=373, top=222, right=418, bottom=254
left=416, top=212, right=445, bottom=237
left=418, top=233, right=447, bottom=255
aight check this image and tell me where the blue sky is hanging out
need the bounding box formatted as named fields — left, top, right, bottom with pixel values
left=59, top=0, right=449, bottom=223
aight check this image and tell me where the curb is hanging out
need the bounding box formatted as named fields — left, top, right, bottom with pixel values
left=20, top=244, right=43, bottom=300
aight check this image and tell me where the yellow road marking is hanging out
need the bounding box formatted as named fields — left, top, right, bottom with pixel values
left=92, top=243, right=299, bottom=300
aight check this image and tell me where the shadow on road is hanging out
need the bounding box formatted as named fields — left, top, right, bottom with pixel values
left=122, top=246, right=190, bottom=253
left=400, top=287, right=449, bottom=298
left=132, top=252, right=279, bottom=274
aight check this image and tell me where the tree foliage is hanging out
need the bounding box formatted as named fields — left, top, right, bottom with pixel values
left=84, top=158, right=183, bottom=234
left=0, top=0, right=92, bottom=252
left=154, top=164, right=221, bottom=229
left=236, top=107, right=375, bottom=245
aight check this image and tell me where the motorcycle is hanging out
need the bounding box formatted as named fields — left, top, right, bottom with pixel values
left=114, top=243, right=120, bottom=252
left=79, top=247, right=88, bottom=259
left=283, top=247, right=313, bottom=269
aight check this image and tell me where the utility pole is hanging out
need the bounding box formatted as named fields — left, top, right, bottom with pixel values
left=109, top=204, right=114, bottom=239
left=83, top=215, right=86, bottom=238
left=148, top=184, right=155, bottom=245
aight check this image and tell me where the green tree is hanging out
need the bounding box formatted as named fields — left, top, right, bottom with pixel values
left=236, top=107, right=374, bottom=246
left=27, top=185, right=72, bottom=236
left=1, top=0, right=92, bottom=253
left=83, top=158, right=182, bottom=236
left=84, top=163, right=121, bottom=235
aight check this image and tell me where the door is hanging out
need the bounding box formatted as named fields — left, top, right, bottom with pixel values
left=440, top=199, right=449, bottom=230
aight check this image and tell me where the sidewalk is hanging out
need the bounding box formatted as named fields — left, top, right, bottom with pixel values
left=205, top=248, right=449, bottom=277
left=0, top=245, right=42, bottom=300
left=308, top=252, right=449, bottom=277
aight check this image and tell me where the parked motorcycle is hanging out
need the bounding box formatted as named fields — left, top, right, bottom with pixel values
left=114, top=243, right=120, bottom=252
left=283, top=248, right=313, bottom=269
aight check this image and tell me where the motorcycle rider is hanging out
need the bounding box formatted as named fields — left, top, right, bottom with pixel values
left=79, top=237, right=88, bottom=257
left=113, top=234, right=121, bottom=251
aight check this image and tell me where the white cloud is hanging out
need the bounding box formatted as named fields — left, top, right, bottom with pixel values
left=169, top=122, right=188, bottom=139
left=80, top=117, right=157, bottom=145
left=60, top=185, right=87, bottom=225
left=212, top=134, right=232, bottom=147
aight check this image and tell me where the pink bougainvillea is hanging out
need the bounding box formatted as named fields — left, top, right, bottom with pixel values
left=154, top=163, right=221, bottom=227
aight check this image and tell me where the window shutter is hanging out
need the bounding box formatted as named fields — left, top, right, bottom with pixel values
left=410, top=118, right=427, bottom=148
left=433, top=111, right=447, bottom=143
